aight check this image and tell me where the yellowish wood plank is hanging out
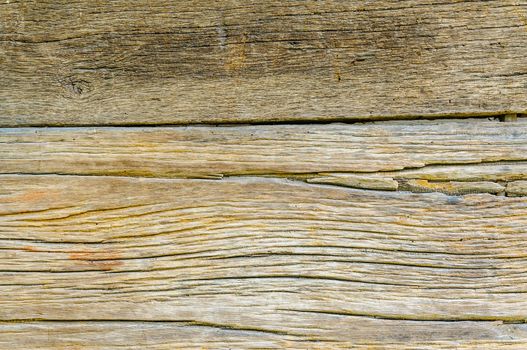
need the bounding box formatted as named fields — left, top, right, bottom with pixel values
left=0, top=119, right=526, bottom=180
left=0, top=175, right=526, bottom=347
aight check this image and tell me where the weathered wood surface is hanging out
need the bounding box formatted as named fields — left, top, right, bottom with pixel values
left=3, top=1, right=527, bottom=346
left=1, top=175, right=527, bottom=349
left=2, top=119, right=526, bottom=195
left=1, top=1, right=527, bottom=126
left=1, top=324, right=527, bottom=350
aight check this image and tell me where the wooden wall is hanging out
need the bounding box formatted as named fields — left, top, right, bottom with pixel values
left=1, top=1, right=527, bottom=348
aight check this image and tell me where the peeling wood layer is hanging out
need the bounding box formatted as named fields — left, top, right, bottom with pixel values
left=307, top=165, right=527, bottom=196
left=1, top=0, right=527, bottom=125
left=508, top=181, right=527, bottom=196
left=0, top=175, right=527, bottom=346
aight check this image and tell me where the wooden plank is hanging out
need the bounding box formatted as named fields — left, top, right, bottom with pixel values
left=0, top=322, right=526, bottom=350
left=1, top=119, right=526, bottom=194
left=0, top=118, right=526, bottom=175
left=1, top=1, right=527, bottom=126
left=1, top=174, right=527, bottom=347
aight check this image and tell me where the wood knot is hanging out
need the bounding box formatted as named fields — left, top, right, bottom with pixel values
left=59, top=77, right=92, bottom=98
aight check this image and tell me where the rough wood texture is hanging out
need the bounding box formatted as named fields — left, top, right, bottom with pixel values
left=1, top=1, right=527, bottom=126
left=1, top=175, right=527, bottom=348
left=1, top=119, right=526, bottom=195
left=1, top=323, right=527, bottom=350
left=1, top=119, right=526, bottom=175
left=3, top=1, right=527, bottom=346
left=508, top=181, right=527, bottom=196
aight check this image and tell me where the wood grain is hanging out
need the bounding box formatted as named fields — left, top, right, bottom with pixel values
left=1, top=118, right=526, bottom=194
left=1, top=0, right=527, bottom=125
left=1, top=322, right=526, bottom=350
left=1, top=174, right=527, bottom=348
left=3, top=2, right=527, bottom=346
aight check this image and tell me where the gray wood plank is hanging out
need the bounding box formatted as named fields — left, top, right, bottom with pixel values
left=1, top=1, right=527, bottom=125
left=0, top=321, right=526, bottom=349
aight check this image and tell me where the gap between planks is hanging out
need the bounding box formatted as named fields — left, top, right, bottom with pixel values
left=0, top=112, right=524, bottom=128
